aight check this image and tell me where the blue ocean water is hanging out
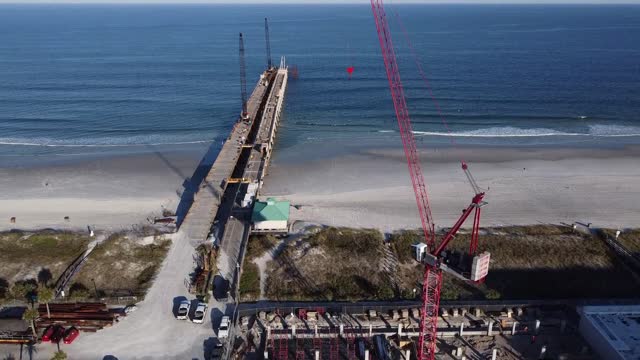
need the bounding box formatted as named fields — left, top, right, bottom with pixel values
left=1, top=4, right=639, bottom=162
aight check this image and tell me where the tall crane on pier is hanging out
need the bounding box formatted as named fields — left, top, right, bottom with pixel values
left=265, top=18, right=273, bottom=70
left=239, top=32, right=249, bottom=120
left=370, top=1, right=490, bottom=359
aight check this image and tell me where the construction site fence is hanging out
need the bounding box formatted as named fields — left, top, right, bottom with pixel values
left=236, top=298, right=640, bottom=319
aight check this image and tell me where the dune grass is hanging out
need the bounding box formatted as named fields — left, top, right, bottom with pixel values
left=74, top=233, right=171, bottom=298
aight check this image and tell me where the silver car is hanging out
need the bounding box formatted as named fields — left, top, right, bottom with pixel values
left=176, top=300, right=190, bottom=320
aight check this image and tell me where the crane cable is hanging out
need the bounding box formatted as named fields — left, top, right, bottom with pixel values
left=391, top=9, right=467, bottom=166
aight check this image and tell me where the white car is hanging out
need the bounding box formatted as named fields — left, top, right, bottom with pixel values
left=192, top=303, right=208, bottom=324
left=176, top=300, right=190, bottom=320
left=218, top=316, right=230, bottom=338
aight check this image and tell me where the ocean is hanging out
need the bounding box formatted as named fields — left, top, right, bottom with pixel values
left=1, top=4, right=639, bottom=165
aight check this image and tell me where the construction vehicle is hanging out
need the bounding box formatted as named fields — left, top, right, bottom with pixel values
left=370, top=1, right=490, bottom=359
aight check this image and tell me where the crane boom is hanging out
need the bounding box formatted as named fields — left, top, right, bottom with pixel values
left=239, top=33, right=249, bottom=120
left=370, top=0, right=436, bottom=249
left=370, top=1, right=440, bottom=358
left=370, top=1, right=489, bottom=359
left=265, top=18, right=273, bottom=70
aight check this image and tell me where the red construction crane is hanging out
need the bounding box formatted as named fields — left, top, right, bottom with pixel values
left=239, top=32, right=249, bottom=121
left=370, top=1, right=490, bottom=359
left=265, top=18, right=273, bottom=70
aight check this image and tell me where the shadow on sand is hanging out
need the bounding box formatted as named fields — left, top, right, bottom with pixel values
left=151, top=142, right=221, bottom=227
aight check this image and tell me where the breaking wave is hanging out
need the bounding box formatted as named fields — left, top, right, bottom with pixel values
left=377, top=125, right=640, bottom=138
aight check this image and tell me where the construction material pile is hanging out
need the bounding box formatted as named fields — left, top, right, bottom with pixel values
left=37, top=303, right=116, bottom=332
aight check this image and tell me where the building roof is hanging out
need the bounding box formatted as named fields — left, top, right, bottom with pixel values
left=252, top=198, right=290, bottom=222
left=580, top=305, right=640, bottom=360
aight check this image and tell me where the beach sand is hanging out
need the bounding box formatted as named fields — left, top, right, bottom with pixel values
left=1, top=145, right=638, bottom=233
left=261, top=146, right=640, bottom=231
left=0, top=148, right=205, bottom=231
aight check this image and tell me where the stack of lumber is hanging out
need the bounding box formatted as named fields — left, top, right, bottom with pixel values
left=36, top=303, right=116, bottom=332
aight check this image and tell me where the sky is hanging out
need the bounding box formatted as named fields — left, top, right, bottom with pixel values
left=2, top=0, right=640, bottom=3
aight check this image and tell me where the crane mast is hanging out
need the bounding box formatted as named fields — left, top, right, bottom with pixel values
left=370, top=1, right=488, bottom=359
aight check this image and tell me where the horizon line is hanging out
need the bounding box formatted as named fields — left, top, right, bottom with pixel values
left=2, top=1, right=640, bottom=4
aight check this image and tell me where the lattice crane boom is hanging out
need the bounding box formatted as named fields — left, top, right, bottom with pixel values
left=370, top=0, right=436, bottom=250
left=239, top=32, right=249, bottom=120
left=265, top=18, right=273, bottom=70
left=370, top=1, right=489, bottom=359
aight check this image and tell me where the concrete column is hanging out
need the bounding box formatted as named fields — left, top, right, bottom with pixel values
left=264, top=351, right=269, bottom=359
left=292, top=325, right=296, bottom=337
left=315, top=350, right=320, bottom=360
left=535, top=320, right=541, bottom=335
left=369, top=324, right=373, bottom=337
left=365, top=349, right=370, bottom=360
left=314, top=324, right=318, bottom=336
left=340, top=324, right=344, bottom=336
left=455, top=347, right=463, bottom=357
left=491, top=349, right=497, bottom=360
left=267, top=326, right=271, bottom=338
left=488, top=321, right=493, bottom=336
left=459, top=322, right=464, bottom=336
left=539, top=345, right=547, bottom=359
left=512, top=321, right=518, bottom=335
left=405, top=349, right=411, bottom=360
left=398, top=323, right=403, bottom=336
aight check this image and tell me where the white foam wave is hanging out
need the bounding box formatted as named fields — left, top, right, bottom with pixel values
left=379, top=125, right=640, bottom=138
left=0, top=136, right=211, bottom=148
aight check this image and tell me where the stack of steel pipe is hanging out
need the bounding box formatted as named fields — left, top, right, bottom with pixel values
left=36, top=303, right=116, bottom=332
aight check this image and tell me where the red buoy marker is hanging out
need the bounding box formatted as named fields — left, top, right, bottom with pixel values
left=346, top=66, right=354, bottom=79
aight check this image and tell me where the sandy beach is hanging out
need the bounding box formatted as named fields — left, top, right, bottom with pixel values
left=262, top=145, right=640, bottom=231
left=0, top=144, right=638, bottom=233
left=0, top=148, right=206, bottom=232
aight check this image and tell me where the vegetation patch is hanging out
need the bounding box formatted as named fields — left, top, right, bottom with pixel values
left=239, top=262, right=260, bottom=301
left=390, top=225, right=640, bottom=300
left=600, top=228, right=640, bottom=253
left=245, top=235, right=277, bottom=262
left=74, top=232, right=171, bottom=299
left=0, top=230, right=90, bottom=302
left=265, top=227, right=394, bottom=301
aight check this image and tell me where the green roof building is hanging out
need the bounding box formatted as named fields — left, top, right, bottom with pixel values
left=251, top=198, right=290, bottom=233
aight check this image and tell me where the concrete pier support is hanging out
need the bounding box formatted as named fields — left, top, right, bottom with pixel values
left=488, top=321, right=494, bottom=336
left=512, top=321, right=518, bottom=335
left=405, top=349, right=411, bottom=360
left=535, top=319, right=541, bottom=334
left=398, top=323, right=403, bottom=336
left=365, top=349, right=370, bottom=360
left=369, top=324, right=373, bottom=337
left=459, top=322, right=464, bottom=336
left=491, top=349, right=497, bottom=360
left=315, top=350, right=320, bottom=360
left=292, top=325, right=296, bottom=337
left=340, top=324, right=344, bottom=336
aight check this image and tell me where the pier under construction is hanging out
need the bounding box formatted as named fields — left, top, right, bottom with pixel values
left=177, top=19, right=289, bottom=307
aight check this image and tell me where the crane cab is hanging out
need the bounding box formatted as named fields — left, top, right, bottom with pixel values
left=412, top=243, right=429, bottom=262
